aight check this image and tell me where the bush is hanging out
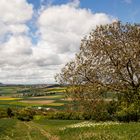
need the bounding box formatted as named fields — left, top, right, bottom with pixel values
left=47, top=112, right=71, bottom=120
left=106, top=100, right=118, bottom=121
left=82, top=100, right=111, bottom=121
left=45, top=111, right=84, bottom=120
left=117, top=102, right=140, bottom=122
left=7, top=108, right=14, bottom=118
left=16, top=108, right=35, bottom=121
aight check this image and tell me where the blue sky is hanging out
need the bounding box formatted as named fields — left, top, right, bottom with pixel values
left=0, top=0, right=139, bottom=84
left=27, top=0, right=140, bottom=23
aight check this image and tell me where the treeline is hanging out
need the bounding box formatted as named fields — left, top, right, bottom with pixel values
left=15, top=87, right=65, bottom=97
left=0, top=104, right=139, bottom=122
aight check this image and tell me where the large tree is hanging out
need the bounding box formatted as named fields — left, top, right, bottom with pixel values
left=56, top=22, right=140, bottom=119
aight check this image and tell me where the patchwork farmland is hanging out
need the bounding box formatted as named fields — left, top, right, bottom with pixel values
left=0, top=85, right=68, bottom=110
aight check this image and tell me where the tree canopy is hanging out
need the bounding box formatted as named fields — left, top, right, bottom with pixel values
left=56, top=22, right=140, bottom=121
left=57, top=22, right=140, bottom=93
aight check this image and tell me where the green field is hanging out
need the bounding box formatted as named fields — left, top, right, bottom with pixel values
left=0, top=86, right=24, bottom=96
left=0, top=86, right=68, bottom=110
left=0, top=118, right=139, bottom=140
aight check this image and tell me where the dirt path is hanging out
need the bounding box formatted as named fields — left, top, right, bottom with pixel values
left=23, top=122, right=33, bottom=140
left=24, top=121, right=59, bottom=140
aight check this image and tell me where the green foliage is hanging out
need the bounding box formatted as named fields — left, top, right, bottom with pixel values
left=44, top=111, right=84, bottom=120
left=80, top=100, right=111, bottom=121
left=117, top=102, right=140, bottom=122
left=107, top=100, right=118, bottom=120
left=7, top=107, right=14, bottom=118
left=16, top=108, right=35, bottom=121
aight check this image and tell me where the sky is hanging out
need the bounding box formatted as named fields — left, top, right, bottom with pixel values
left=0, top=0, right=139, bottom=84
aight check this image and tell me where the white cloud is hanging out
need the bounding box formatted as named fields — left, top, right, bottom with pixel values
left=0, top=36, right=32, bottom=67
left=0, top=0, right=33, bottom=37
left=0, top=0, right=33, bottom=24
left=38, top=2, right=113, bottom=54
left=0, top=0, right=115, bottom=84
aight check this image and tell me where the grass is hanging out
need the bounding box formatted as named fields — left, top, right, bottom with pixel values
left=34, top=117, right=140, bottom=140
left=0, top=86, right=24, bottom=96
left=0, top=118, right=140, bottom=140
left=0, top=118, right=17, bottom=135
left=0, top=118, right=49, bottom=140
left=56, top=122, right=140, bottom=140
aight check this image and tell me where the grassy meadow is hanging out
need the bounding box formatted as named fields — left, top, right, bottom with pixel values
left=0, top=118, right=140, bottom=140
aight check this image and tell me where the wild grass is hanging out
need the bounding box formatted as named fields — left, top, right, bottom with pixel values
left=56, top=122, right=140, bottom=140
left=0, top=119, right=48, bottom=140
left=34, top=118, right=140, bottom=140
left=0, top=118, right=139, bottom=140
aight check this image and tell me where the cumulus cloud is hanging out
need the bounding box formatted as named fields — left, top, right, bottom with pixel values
left=38, top=2, right=112, bottom=54
left=0, top=0, right=33, bottom=42
left=0, top=0, right=33, bottom=24
left=0, top=0, right=115, bottom=84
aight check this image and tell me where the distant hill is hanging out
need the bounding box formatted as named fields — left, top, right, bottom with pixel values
left=0, top=83, right=3, bottom=85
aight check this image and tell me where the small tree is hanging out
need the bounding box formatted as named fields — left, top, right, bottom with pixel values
left=7, top=108, right=13, bottom=118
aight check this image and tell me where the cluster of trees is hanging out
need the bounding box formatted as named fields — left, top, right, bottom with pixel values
left=56, top=22, right=140, bottom=121
left=0, top=107, right=36, bottom=121
left=16, top=89, right=56, bottom=97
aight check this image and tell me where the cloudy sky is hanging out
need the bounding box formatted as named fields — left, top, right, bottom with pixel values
left=0, top=0, right=139, bottom=84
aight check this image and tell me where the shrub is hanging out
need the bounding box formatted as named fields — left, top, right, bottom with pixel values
left=7, top=108, right=14, bottom=118
left=44, top=111, right=84, bottom=120
left=106, top=100, right=118, bottom=121
left=82, top=100, right=111, bottom=121
left=16, top=108, right=35, bottom=121
left=117, top=102, right=140, bottom=122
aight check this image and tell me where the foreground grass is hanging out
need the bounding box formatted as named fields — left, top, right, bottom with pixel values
left=56, top=122, right=140, bottom=140
left=35, top=118, right=140, bottom=140
left=0, top=118, right=56, bottom=140
left=0, top=118, right=140, bottom=140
